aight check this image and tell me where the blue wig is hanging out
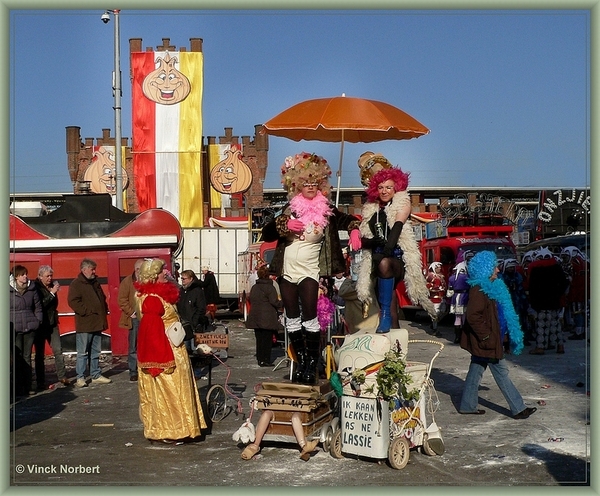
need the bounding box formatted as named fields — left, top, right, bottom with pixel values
left=467, top=251, right=524, bottom=355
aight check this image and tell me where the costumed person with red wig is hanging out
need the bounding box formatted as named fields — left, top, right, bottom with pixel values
left=262, top=152, right=361, bottom=384
left=355, top=153, right=435, bottom=333
left=135, top=258, right=207, bottom=444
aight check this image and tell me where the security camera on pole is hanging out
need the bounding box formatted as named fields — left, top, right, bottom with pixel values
left=101, top=10, right=123, bottom=210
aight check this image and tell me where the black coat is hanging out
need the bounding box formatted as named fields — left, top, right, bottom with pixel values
left=245, top=279, right=283, bottom=331
left=35, top=279, right=59, bottom=331
left=263, top=203, right=358, bottom=278
left=199, top=272, right=220, bottom=305
left=177, top=280, right=207, bottom=330
left=527, top=259, right=569, bottom=311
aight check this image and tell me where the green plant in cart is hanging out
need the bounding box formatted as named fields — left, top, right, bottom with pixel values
left=376, top=344, right=419, bottom=407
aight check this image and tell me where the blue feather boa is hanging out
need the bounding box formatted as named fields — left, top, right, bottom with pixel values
left=467, top=251, right=524, bottom=355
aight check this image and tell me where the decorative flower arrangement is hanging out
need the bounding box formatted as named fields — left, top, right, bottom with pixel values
left=280, top=152, right=332, bottom=195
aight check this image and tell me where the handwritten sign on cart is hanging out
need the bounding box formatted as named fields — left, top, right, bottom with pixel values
left=341, top=396, right=389, bottom=458
left=194, top=333, right=229, bottom=350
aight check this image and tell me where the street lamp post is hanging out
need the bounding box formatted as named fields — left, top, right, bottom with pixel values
left=103, top=9, right=123, bottom=210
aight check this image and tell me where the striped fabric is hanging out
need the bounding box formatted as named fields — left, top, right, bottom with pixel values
left=131, top=50, right=204, bottom=228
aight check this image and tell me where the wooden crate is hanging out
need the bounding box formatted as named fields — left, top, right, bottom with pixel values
left=262, top=389, right=338, bottom=439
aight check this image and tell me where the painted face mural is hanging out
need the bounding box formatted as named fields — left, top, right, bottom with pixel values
left=84, top=146, right=129, bottom=195
left=210, top=148, right=253, bottom=194
left=142, top=53, right=191, bottom=105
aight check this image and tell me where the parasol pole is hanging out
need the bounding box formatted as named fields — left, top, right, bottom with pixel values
left=335, top=128, right=345, bottom=208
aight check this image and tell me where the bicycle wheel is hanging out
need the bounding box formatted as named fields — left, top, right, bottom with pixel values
left=206, top=384, right=227, bottom=422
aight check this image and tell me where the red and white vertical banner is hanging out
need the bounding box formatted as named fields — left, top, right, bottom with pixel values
left=131, top=49, right=204, bottom=227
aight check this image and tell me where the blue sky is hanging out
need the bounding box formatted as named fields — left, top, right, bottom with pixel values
left=9, top=8, right=590, bottom=193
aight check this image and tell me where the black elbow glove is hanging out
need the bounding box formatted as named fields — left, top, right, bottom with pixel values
left=382, top=221, right=404, bottom=257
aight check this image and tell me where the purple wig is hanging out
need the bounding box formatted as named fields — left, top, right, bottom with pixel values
left=365, top=167, right=410, bottom=203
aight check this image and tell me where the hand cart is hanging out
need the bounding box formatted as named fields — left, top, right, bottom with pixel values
left=329, top=328, right=444, bottom=469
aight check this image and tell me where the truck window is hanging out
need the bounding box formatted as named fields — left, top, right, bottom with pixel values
left=440, top=247, right=455, bottom=266
left=425, top=248, right=435, bottom=266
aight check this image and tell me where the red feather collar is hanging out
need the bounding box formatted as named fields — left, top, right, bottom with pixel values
left=134, top=281, right=180, bottom=304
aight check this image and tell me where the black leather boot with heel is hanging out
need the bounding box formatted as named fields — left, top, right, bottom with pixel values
left=288, top=330, right=306, bottom=383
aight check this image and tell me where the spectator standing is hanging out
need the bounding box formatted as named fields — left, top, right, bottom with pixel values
left=245, top=265, right=284, bottom=367
left=177, top=269, right=207, bottom=352
left=34, top=265, right=68, bottom=388
left=527, top=248, right=569, bottom=355
left=498, top=258, right=531, bottom=347
left=200, top=265, right=220, bottom=322
left=68, top=259, right=111, bottom=388
left=10, top=265, right=43, bottom=395
left=459, top=251, right=536, bottom=420
left=118, top=259, right=144, bottom=382
left=561, top=246, right=589, bottom=340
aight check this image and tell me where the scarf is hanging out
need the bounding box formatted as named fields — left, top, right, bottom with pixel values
left=467, top=251, right=524, bottom=355
left=289, top=190, right=333, bottom=228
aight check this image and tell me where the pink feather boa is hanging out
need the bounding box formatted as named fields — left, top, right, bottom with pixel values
left=289, top=191, right=332, bottom=228
left=317, top=294, right=336, bottom=333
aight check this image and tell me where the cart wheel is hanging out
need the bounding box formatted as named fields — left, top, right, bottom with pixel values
left=206, top=384, right=227, bottom=422
left=330, top=428, right=344, bottom=459
left=389, top=437, right=410, bottom=470
left=323, top=425, right=334, bottom=452
left=422, top=433, right=445, bottom=456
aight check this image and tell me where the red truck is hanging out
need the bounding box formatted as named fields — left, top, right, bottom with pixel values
left=397, top=224, right=517, bottom=320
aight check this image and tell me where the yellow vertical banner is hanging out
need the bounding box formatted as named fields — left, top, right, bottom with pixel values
left=178, top=51, right=204, bottom=228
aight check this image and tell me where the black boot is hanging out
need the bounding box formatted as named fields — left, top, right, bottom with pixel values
left=288, top=330, right=306, bottom=383
left=302, top=330, right=321, bottom=385
left=454, top=326, right=462, bottom=344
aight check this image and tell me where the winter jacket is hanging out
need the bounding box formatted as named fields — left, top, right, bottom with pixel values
left=460, top=285, right=504, bottom=360
left=34, top=279, right=59, bottom=332
left=67, top=272, right=109, bottom=333
left=527, top=259, right=569, bottom=311
left=199, top=272, right=220, bottom=305
left=177, top=280, right=207, bottom=330
left=118, top=273, right=138, bottom=329
left=263, top=203, right=358, bottom=278
left=10, top=280, right=42, bottom=334
left=245, top=279, right=283, bottom=331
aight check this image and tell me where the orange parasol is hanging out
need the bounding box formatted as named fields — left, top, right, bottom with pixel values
left=263, top=94, right=430, bottom=206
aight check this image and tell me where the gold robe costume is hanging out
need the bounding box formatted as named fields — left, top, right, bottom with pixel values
left=136, top=286, right=207, bottom=441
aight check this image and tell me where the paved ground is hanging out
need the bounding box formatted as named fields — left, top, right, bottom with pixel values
left=9, top=313, right=591, bottom=487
